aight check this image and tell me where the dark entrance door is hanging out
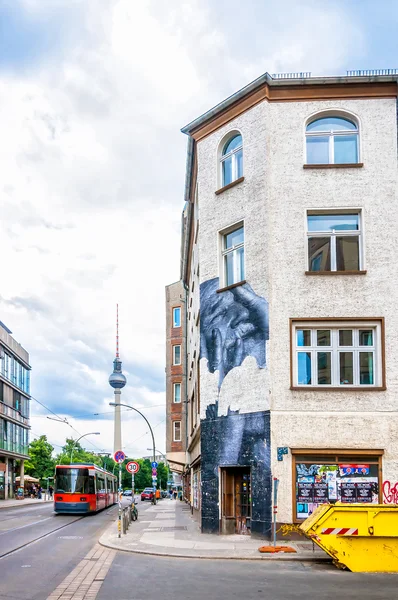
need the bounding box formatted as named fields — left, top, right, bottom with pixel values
left=221, top=467, right=251, bottom=534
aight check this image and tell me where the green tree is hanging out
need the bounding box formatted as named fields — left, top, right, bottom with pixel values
left=25, top=435, right=56, bottom=482
left=55, top=438, right=102, bottom=466
left=157, top=462, right=168, bottom=490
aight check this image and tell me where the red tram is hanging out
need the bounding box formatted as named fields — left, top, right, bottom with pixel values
left=54, top=463, right=117, bottom=514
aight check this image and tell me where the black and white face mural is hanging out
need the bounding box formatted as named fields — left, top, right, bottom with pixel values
left=200, top=278, right=269, bottom=389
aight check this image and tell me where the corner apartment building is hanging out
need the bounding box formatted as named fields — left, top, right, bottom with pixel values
left=167, top=69, right=398, bottom=538
left=0, top=321, right=31, bottom=500
left=165, top=281, right=187, bottom=488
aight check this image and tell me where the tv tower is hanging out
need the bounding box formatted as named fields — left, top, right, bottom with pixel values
left=109, top=304, right=126, bottom=453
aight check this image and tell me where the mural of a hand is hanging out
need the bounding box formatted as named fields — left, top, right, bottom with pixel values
left=200, top=278, right=269, bottom=390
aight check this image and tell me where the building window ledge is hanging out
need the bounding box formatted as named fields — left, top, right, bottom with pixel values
left=216, top=280, right=246, bottom=294
left=303, top=163, right=364, bottom=169
left=305, top=270, right=367, bottom=276
left=215, top=176, right=244, bottom=195
left=290, top=386, right=386, bottom=392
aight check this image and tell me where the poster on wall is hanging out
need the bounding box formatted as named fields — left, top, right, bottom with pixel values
left=313, top=482, right=328, bottom=502
left=340, top=482, right=357, bottom=503
left=297, top=482, right=314, bottom=503
left=296, top=462, right=379, bottom=519
left=356, top=482, right=373, bottom=503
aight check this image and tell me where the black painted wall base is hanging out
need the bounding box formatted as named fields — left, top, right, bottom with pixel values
left=201, top=406, right=272, bottom=538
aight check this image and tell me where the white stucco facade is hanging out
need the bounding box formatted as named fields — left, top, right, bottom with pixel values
left=191, top=89, right=398, bottom=523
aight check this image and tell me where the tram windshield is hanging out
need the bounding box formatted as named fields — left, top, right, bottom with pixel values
left=55, top=468, right=95, bottom=494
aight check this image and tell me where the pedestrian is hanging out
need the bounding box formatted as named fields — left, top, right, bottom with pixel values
left=37, top=486, right=42, bottom=500
left=173, top=489, right=177, bottom=500
left=49, top=485, right=54, bottom=499
left=31, top=485, right=36, bottom=499
left=169, top=489, right=173, bottom=500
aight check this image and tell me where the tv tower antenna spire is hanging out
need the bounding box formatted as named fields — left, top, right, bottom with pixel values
left=109, top=303, right=126, bottom=453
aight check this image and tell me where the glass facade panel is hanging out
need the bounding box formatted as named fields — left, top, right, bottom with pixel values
left=307, top=117, right=357, bottom=132
left=225, top=252, right=235, bottom=286
left=306, top=136, right=329, bottom=164
left=317, top=352, right=331, bottom=384
left=359, top=330, right=373, bottom=346
left=317, top=330, right=330, bottom=346
left=308, top=238, right=330, bottom=271
left=172, top=307, right=181, bottom=328
left=174, top=383, right=181, bottom=403
left=0, top=418, right=29, bottom=455
left=307, top=214, right=359, bottom=232
left=298, top=352, right=311, bottom=384
left=339, top=330, right=353, bottom=346
left=340, top=352, right=353, bottom=384
left=225, top=227, right=244, bottom=249
left=360, top=353, right=374, bottom=384
left=336, top=236, right=359, bottom=270
left=222, top=156, right=233, bottom=186
left=173, top=346, right=181, bottom=365
left=334, top=135, right=358, bottom=163
left=297, top=330, right=311, bottom=346
left=236, top=148, right=243, bottom=178
left=223, top=134, right=242, bottom=154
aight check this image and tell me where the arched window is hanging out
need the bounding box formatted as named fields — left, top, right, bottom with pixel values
left=220, top=133, right=243, bottom=186
left=306, top=115, right=359, bottom=165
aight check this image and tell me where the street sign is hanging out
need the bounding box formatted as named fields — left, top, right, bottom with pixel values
left=152, top=468, right=157, bottom=476
left=126, top=461, right=140, bottom=474
left=151, top=461, right=158, bottom=468
left=113, top=450, right=126, bottom=464
left=152, top=476, right=157, bottom=481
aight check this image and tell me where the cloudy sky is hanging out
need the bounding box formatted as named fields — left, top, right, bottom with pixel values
left=1, top=0, right=397, bottom=459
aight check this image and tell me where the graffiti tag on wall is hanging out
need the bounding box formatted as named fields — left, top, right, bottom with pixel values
left=383, top=480, right=398, bottom=504
left=200, top=278, right=269, bottom=389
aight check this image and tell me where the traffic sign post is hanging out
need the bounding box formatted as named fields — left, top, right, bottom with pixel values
left=126, top=461, right=140, bottom=474
left=126, top=461, right=140, bottom=500
left=114, top=450, right=126, bottom=464
left=113, top=450, right=125, bottom=539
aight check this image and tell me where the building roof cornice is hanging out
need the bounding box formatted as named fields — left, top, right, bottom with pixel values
left=181, top=71, right=398, bottom=139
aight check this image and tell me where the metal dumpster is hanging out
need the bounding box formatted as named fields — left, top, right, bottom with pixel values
left=300, top=503, right=398, bottom=572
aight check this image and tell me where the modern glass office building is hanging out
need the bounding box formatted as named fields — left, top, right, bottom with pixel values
left=0, top=321, right=31, bottom=500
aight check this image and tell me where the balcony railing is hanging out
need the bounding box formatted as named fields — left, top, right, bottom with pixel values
left=271, top=72, right=312, bottom=79
left=0, top=402, right=29, bottom=427
left=346, top=69, right=398, bottom=76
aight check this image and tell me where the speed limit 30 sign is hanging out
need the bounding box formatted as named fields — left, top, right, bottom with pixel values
left=126, top=461, right=140, bottom=474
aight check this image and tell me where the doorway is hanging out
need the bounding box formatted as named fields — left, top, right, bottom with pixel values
left=220, top=467, right=251, bottom=535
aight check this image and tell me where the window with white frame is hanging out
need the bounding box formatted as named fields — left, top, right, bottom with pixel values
left=173, top=345, right=181, bottom=366
left=306, top=115, right=359, bottom=165
left=173, top=307, right=181, bottom=328
left=292, top=320, right=383, bottom=388
left=173, top=421, right=181, bottom=442
left=173, top=382, right=181, bottom=403
left=307, top=211, right=362, bottom=272
left=221, top=224, right=244, bottom=286
left=220, top=133, right=243, bottom=187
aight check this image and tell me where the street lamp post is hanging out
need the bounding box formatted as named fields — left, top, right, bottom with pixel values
left=109, top=401, right=157, bottom=505
left=70, top=432, right=100, bottom=464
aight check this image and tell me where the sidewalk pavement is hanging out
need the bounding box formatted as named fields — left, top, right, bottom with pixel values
left=0, top=497, right=53, bottom=509
left=99, top=498, right=330, bottom=561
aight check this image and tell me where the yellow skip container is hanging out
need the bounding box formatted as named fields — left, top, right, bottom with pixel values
left=299, top=503, right=398, bottom=572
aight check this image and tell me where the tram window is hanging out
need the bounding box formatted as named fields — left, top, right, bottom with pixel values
left=55, top=468, right=95, bottom=494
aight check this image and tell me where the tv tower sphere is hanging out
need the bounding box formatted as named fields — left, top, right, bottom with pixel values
left=109, top=358, right=126, bottom=389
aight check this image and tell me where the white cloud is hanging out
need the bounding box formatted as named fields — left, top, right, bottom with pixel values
left=1, top=0, right=362, bottom=456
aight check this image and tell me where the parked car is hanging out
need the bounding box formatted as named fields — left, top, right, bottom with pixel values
left=141, top=487, right=154, bottom=501
left=123, top=490, right=132, bottom=496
